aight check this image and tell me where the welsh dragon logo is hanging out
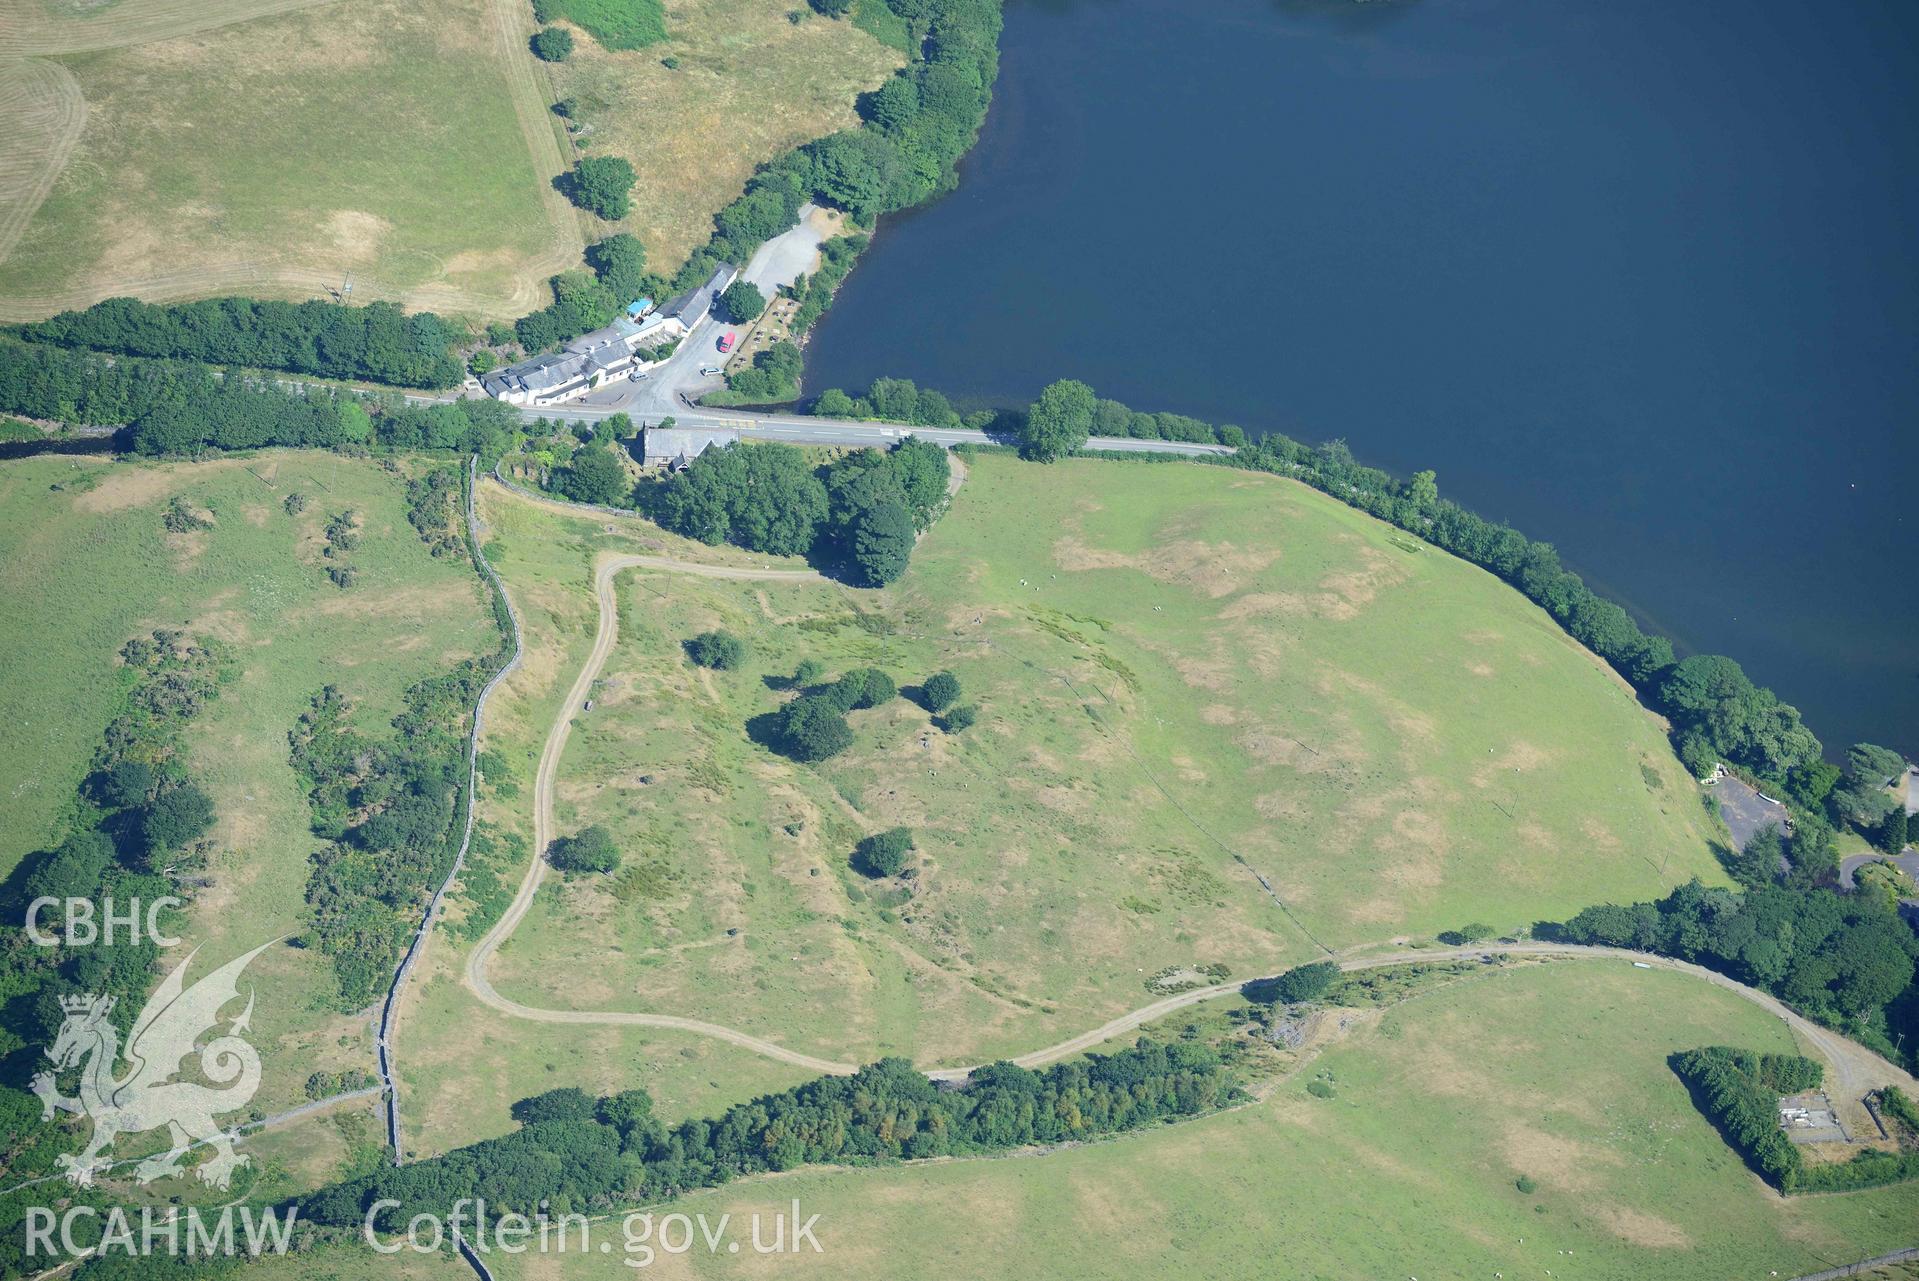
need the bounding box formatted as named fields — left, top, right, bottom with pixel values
left=31, top=940, right=275, bottom=1189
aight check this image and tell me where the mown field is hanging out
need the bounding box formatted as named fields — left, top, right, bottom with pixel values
left=0, top=0, right=577, bottom=320
left=402, top=453, right=1726, bottom=1154
left=0, top=0, right=901, bottom=320
left=545, top=0, right=904, bottom=272
left=465, top=962, right=1919, bottom=1281
left=0, top=451, right=492, bottom=1113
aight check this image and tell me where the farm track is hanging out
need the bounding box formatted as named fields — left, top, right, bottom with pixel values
left=448, top=479, right=1919, bottom=1102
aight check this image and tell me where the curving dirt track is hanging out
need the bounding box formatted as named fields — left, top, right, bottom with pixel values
left=451, top=481, right=1919, bottom=1103
left=460, top=546, right=848, bottom=1074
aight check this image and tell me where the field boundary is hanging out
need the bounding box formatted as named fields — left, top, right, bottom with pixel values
left=1789, top=1246, right=1919, bottom=1281
left=376, top=456, right=525, bottom=1161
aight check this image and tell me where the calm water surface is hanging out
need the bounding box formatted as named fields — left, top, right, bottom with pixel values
left=804, top=0, right=1919, bottom=755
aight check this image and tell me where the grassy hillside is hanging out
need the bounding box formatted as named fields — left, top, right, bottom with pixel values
left=0, top=451, right=491, bottom=1112
left=472, top=962, right=1919, bottom=1281
left=402, top=453, right=1724, bottom=1151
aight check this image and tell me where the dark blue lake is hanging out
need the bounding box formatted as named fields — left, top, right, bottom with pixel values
left=804, top=0, right=1919, bottom=756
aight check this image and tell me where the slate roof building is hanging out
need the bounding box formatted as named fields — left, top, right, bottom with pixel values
left=641, top=425, right=739, bottom=469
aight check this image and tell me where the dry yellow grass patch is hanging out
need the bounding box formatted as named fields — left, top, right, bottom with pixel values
left=550, top=0, right=904, bottom=272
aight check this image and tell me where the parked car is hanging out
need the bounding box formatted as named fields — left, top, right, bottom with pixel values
left=717, top=331, right=736, bottom=353
left=699, top=366, right=721, bottom=376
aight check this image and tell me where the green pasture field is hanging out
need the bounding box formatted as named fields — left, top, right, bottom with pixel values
left=0, top=451, right=492, bottom=1113
left=471, top=962, right=1919, bottom=1281
left=540, top=0, right=667, bottom=50
left=418, top=454, right=1723, bottom=1139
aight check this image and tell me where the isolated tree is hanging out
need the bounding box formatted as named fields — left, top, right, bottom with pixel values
left=854, top=827, right=914, bottom=877
left=781, top=695, right=854, bottom=762
left=1879, top=808, right=1910, bottom=854
left=720, top=280, right=765, bottom=323
left=851, top=499, right=915, bottom=586
left=554, top=446, right=630, bottom=506
left=548, top=825, right=619, bottom=873
left=686, top=630, right=746, bottom=670
left=531, top=26, right=574, bottom=61
left=1020, top=378, right=1095, bottom=461
left=934, top=703, right=977, bottom=733
left=569, top=155, right=637, bottom=219
left=922, top=671, right=960, bottom=712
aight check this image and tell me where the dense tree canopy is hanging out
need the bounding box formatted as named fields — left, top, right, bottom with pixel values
left=553, top=446, right=631, bottom=506
left=720, top=280, right=765, bottom=323
left=1021, top=378, right=1096, bottom=461
left=653, top=442, right=829, bottom=556
left=1553, top=879, right=1918, bottom=1036
left=649, top=439, right=947, bottom=585
left=306, top=1036, right=1229, bottom=1230
left=15, top=295, right=466, bottom=388
left=851, top=499, right=915, bottom=586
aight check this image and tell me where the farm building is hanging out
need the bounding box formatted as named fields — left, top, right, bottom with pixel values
left=482, top=274, right=735, bottom=407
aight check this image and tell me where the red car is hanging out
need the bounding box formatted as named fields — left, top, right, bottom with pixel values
left=717, top=331, right=736, bottom=354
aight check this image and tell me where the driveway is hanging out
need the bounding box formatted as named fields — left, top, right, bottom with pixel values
left=1838, top=849, right=1919, bottom=890
left=740, top=202, right=830, bottom=294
